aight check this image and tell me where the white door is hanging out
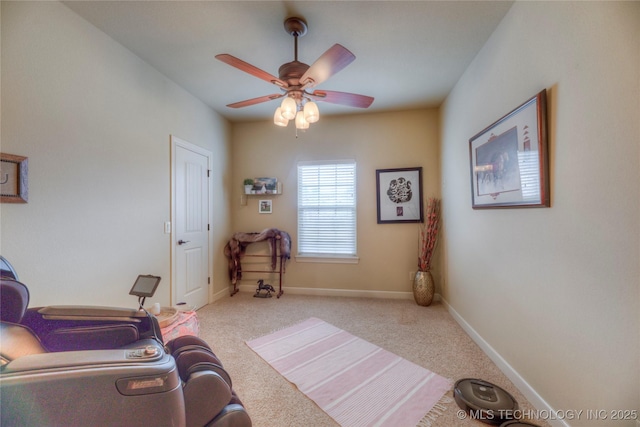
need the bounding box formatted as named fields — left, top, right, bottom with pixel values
left=172, top=136, right=210, bottom=310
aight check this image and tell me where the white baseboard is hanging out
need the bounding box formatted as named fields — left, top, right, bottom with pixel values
left=440, top=297, right=569, bottom=427
left=211, top=286, right=230, bottom=303
left=231, top=284, right=442, bottom=302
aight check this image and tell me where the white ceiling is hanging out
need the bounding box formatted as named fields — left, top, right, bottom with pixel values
left=63, top=1, right=513, bottom=122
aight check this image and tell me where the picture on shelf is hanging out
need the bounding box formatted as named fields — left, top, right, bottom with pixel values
left=253, top=177, right=278, bottom=194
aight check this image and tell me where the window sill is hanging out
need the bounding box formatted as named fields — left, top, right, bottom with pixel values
left=295, top=255, right=359, bottom=264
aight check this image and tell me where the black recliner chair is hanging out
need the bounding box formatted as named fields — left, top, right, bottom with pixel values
left=0, top=257, right=251, bottom=427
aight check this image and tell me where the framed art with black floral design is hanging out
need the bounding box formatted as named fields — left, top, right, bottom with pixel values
left=376, top=167, right=423, bottom=223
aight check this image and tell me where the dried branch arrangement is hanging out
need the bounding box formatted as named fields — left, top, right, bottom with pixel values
left=418, top=198, right=441, bottom=272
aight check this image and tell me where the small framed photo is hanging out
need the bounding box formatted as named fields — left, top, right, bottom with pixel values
left=258, top=199, right=272, bottom=214
left=1, top=153, right=28, bottom=203
left=376, top=167, right=423, bottom=223
left=469, top=89, right=549, bottom=209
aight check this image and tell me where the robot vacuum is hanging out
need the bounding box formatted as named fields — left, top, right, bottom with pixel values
left=453, top=378, right=519, bottom=425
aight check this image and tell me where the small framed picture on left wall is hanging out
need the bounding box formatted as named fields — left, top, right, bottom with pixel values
left=0, top=153, right=28, bottom=203
left=259, top=199, right=272, bottom=214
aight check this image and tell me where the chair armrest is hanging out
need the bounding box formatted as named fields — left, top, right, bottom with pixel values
left=38, top=305, right=144, bottom=322
left=0, top=342, right=185, bottom=427
left=22, top=307, right=159, bottom=352
left=2, top=342, right=165, bottom=373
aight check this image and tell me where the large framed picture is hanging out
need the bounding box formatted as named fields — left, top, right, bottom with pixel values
left=469, top=89, right=549, bottom=209
left=376, top=167, right=423, bottom=223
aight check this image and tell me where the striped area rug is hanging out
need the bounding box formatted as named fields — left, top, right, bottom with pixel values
left=246, top=317, right=452, bottom=427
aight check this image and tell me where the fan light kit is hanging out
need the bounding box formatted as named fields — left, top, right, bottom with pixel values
left=216, top=17, right=374, bottom=132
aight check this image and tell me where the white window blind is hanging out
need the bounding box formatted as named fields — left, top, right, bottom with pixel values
left=297, top=161, right=357, bottom=257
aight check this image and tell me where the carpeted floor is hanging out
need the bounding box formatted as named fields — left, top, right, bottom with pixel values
left=195, top=292, right=549, bottom=427
left=247, top=317, right=452, bottom=427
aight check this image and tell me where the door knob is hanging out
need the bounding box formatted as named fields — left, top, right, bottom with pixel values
left=178, top=240, right=190, bottom=245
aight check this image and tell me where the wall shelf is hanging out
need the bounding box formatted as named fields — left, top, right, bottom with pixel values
left=244, top=190, right=281, bottom=195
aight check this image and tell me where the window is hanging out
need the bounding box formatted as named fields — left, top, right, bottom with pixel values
left=297, top=160, right=357, bottom=260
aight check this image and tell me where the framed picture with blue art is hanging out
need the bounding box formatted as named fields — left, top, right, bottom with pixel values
left=469, top=89, right=549, bottom=209
left=376, top=167, right=423, bottom=224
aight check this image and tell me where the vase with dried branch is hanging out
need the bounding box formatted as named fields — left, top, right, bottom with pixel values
left=414, top=197, right=441, bottom=306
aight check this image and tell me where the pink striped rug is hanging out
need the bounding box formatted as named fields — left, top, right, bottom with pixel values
left=246, top=317, right=452, bottom=427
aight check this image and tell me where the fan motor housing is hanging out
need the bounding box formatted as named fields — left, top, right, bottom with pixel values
left=278, top=61, right=310, bottom=86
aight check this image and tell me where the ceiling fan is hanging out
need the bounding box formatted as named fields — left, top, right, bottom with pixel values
left=215, top=17, right=374, bottom=128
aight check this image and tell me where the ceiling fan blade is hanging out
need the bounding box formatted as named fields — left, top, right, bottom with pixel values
left=300, top=44, right=355, bottom=88
left=216, top=54, right=288, bottom=88
left=226, top=94, right=284, bottom=109
left=309, top=90, right=374, bottom=108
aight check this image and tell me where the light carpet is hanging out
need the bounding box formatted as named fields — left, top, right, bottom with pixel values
left=246, top=317, right=452, bottom=427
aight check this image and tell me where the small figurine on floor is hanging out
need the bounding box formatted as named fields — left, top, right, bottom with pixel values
left=254, top=279, right=275, bottom=298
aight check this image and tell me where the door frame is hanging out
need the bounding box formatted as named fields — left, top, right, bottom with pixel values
left=170, top=135, right=213, bottom=307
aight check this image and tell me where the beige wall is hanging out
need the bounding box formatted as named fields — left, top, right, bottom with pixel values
left=230, top=109, right=441, bottom=296
left=441, top=2, right=639, bottom=425
left=0, top=1, right=232, bottom=308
